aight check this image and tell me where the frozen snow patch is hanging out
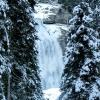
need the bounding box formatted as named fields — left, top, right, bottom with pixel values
left=43, top=88, right=61, bottom=100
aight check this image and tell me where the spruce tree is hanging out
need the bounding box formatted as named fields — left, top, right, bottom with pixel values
left=58, top=0, right=100, bottom=13
left=91, top=1, right=100, bottom=31
left=60, top=2, right=100, bottom=100
left=0, top=0, right=43, bottom=99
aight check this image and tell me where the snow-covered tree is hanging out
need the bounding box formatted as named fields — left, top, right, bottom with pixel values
left=0, top=0, right=43, bottom=99
left=58, top=0, right=100, bottom=13
left=60, top=2, right=100, bottom=100
left=91, top=2, right=100, bottom=31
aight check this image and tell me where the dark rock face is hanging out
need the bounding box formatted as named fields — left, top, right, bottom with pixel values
left=43, top=14, right=56, bottom=24
left=55, top=7, right=72, bottom=24
left=0, top=0, right=43, bottom=99
left=58, top=28, right=69, bottom=57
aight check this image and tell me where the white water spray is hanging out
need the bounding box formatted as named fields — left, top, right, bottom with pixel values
left=36, top=19, right=64, bottom=90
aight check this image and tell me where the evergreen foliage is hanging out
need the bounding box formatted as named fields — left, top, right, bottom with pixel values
left=58, top=0, right=100, bottom=13
left=0, top=0, right=43, bottom=99
left=60, top=2, right=100, bottom=100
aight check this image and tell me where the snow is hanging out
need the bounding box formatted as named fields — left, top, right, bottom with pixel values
left=80, top=66, right=90, bottom=76
left=63, top=45, right=73, bottom=65
left=89, top=84, right=100, bottom=100
left=43, top=88, right=61, bottom=100
left=83, top=15, right=93, bottom=23
left=73, top=2, right=92, bottom=15
left=95, top=6, right=100, bottom=12
left=76, top=24, right=85, bottom=34
left=83, top=34, right=89, bottom=41
left=69, top=15, right=78, bottom=24
left=0, top=0, right=9, bottom=78
left=80, top=58, right=92, bottom=75
left=75, top=78, right=85, bottom=92
left=96, top=78, right=100, bottom=86
left=88, top=6, right=93, bottom=14
left=73, top=5, right=81, bottom=15
left=4, top=27, right=10, bottom=52
left=93, top=51, right=100, bottom=62
left=34, top=3, right=61, bottom=19
left=0, top=0, right=9, bottom=11
left=0, top=55, right=6, bottom=74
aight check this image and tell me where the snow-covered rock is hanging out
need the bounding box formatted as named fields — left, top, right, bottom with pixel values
left=34, top=3, right=71, bottom=24
left=34, top=3, right=61, bottom=19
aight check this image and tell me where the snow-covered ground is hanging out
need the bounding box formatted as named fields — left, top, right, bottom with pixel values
left=43, top=88, right=61, bottom=100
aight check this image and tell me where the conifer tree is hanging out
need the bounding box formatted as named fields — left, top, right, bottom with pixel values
left=0, top=0, right=43, bottom=99
left=60, top=2, right=100, bottom=100
left=91, top=1, right=100, bottom=31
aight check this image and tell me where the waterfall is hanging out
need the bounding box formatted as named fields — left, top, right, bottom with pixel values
left=36, top=19, right=64, bottom=90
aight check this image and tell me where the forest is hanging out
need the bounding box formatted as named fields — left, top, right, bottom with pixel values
left=0, top=0, right=100, bottom=100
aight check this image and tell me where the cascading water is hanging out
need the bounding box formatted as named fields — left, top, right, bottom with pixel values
left=36, top=19, right=64, bottom=90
